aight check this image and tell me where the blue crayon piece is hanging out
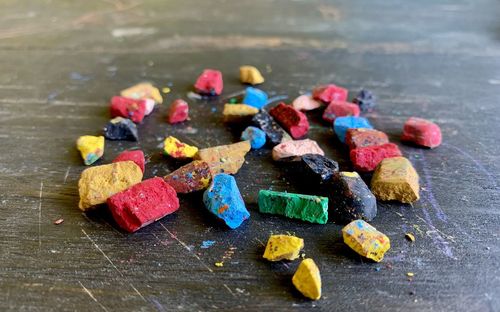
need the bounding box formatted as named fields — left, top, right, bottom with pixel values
left=241, top=126, right=266, bottom=149
left=242, top=87, right=268, bottom=109
left=203, top=174, right=250, bottom=229
left=334, top=116, right=373, bottom=143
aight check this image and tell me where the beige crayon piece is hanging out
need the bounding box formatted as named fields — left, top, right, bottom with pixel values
left=195, top=141, right=251, bottom=175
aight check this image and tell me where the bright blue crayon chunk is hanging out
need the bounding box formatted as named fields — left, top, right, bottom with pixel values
left=242, top=87, right=268, bottom=109
left=334, top=116, right=373, bottom=143
left=241, top=126, right=266, bottom=149
left=203, top=174, right=250, bottom=229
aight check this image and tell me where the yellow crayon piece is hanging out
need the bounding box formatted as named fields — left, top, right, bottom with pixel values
left=342, top=220, right=390, bottom=262
left=239, top=65, right=265, bottom=85
left=76, top=135, right=105, bottom=165
left=78, top=161, right=143, bottom=211
left=292, top=258, right=321, bottom=300
left=371, top=157, right=420, bottom=204
left=121, top=82, right=163, bottom=104
left=222, top=104, right=259, bottom=123
left=163, top=136, right=198, bottom=159
left=263, top=235, right=304, bottom=261
left=195, top=141, right=251, bottom=175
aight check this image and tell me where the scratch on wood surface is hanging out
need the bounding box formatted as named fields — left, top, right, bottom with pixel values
left=38, top=180, right=43, bottom=251
left=78, top=281, right=110, bottom=312
left=63, top=166, right=71, bottom=184
left=223, top=284, right=236, bottom=297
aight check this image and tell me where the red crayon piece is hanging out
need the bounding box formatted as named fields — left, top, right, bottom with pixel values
left=346, top=128, right=389, bottom=150
left=402, top=117, right=442, bottom=148
left=167, top=99, right=189, bottom=124
left=107, top=177, right=180, bottom=233
left=312, top=84, right=348, bottom=103
left=322, top=101, right=360, bottom=123
left=194, top=69, right=223, bottom=96
left=110, top=96, right=147, bottom=123
left=350, top=143, right=402, bottom=172
left=112, top=150, right=145, bottom=173
left=269, top=102, right=310, bottom=139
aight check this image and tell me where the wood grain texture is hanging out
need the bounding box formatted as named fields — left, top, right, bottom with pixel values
left=0, top=0, right=499, bottom=311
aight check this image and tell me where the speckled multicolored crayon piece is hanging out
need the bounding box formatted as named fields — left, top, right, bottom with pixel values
left=371, top=157, right=420, bottom=203
left=263, top=234, right=304, bottom=261
left=342, top=219, right=390, bottom=262
left=164, top=160, right=212, bottom=193
left=350, top=143, right=402, bottom=172
left=292, top=258, right=322, bottom=300
left=401, top=117, right=442, bottom=148
left=163, top=136, right=198, bottom=159
left=345, top=128, right=389, bottom=150
left=195, top=141, right=251, bottom=175
left=258, top=190, right=328, bottom=224
left=251, top=111, right=292, bottom=145
left=76, top=135, right=104, bottom=165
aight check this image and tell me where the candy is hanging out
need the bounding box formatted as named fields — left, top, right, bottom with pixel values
left=327, top=171, right=377, bottom=223
left=312, top=84, right=348, bottom=103
left=107, top=177, right=179, bottom=233
left=345, top=128, right=389, bottom=150
left=203, top=174, right=250, bottom=229
left=103, top=117, right=139, bottom=141
left=239, top=65, right=265, bottom=85
left=251, top=111, right=292, bottom=145
left=76, top=135, right=104, bottom=165
left=194, top=69, right=223, bottom=96
left=292, top=95, right=321, bottom=111
left=78, top=161, right=143, bottom=211
left=299, top=154, right=339, bottom=184
left=164, top=160, right=212, bottom=193
left=292, top=258, right=321, bottom=300
left=334, top=116, right=373, bottom=143
left=263, top=234, right=304, bottom=261
left=163, top=136, right=198, bottom=159
left=195, top=141, right=251, bottom=175
left=353, top=89, right=376, bottom=112
left=342, top=220, right=390, bottom=262
left=401, top=117, right=442, bottom=148
left=241, top=126, right=266, bottom=149
left=110, top=96, right=146, bottom=123
left=350, top=143, right=402, bottom=172
left=371, top=157, right=420, bottom=203
left=258, top=190, right=328, bottom=224
left=269, top=102, right=309, bottom=139
left=120, top=82, right=163, bottom=105
left=322, top=101, right=360, bottom=123
left=272, top=139, right=324, bottom=161
left=242, top=87, right=268, bottom=109
left=222, top=104, right=259, bottom=123
left=167, top=99, right=189, bottom=124
left=112, top=149, right=145, bottom=173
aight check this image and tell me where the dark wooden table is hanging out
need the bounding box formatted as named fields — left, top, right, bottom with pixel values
left=1, top=1, right=499, bottom=311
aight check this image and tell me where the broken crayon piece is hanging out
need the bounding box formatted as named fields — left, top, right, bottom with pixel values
left=401, top=117, right=442, bottom=148
left=78, top=161, right=143, bottom=211
left=120, top=82, right=163, bottom=104
left=103, top=117, right=139, bottom=141
left=76, top=135, right=104, bottom=165
left=167, top=99, right=189, bottom=124
left=269, top=102, right=309, bottom=139
left=292, top=95, right=321, bottom=111
left=322, top=101, right=360, bottom=123
left=334, top=116, right=373, bottom=143
left=195, top=141, right=251, bottom=175
left=345, top=128, right=389, bottom=150
left=107, top=177, right=179, bottom=233
left=328, top=171, right=377, bottom=223
left=164, top=160, right=212, bottom=193
left=312, top=84, right=348, bottom=103
left=112, top=149, right=145, bottom=173
left=241, top=126, right=266, bottom=149
left=194, top=69, right=223, bottom=96
left=203, top=174, right=250, bottom=229
left=342, top=219, right=390, bottom=262
left=371, top=157, right=420, bottom=203
left=222, top=104, right=259, bottom=123
left=299, top=154, right=339, bottom=184
left=263, top=234, right=304, bottom=261
left=163, top=136, right=198, bottom=159
left=110, top=96, right=146, bottom=123
left=353, top=89, right=376, bottom=112
left=292, top=258, right=322, bottom=300
left=242, top=87, right=268, bottom=109
left=252, top=111, right=292, bottom=145
left=272, top=139, right=324, bottom=161
left=239, top=65, right=265, bottom=85
left=350, top=143, right=402, bottom=172
left=258, top=190, right=328, bottom=224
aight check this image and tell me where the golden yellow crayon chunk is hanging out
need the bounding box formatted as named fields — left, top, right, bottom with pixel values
left=239, top=65, right=265, bottom=85
left=342, top=220, right=390, bottom=262
left=78, top=161, right=143, bottom=211
left=371, top=156, right=420, bottom=203
left=163, top=136, right=198, bottom=159
left=120, top=82, right=163, bottom=104
left=195, top=141, right=251, bottom=175
left=76, top=135, right=105, bottom=165
left=222, top=104, right=259, bottom=123
left=263, top=235, right=304, bottom=261
left=292, top=258, right=321, bottom=300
